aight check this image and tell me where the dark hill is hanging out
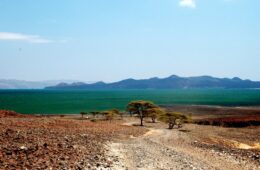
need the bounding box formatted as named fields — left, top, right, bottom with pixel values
left=45, top=75, right=260, bottom=90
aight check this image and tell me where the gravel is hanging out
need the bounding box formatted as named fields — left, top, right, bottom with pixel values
left=106, top=123, right=260, bottom=170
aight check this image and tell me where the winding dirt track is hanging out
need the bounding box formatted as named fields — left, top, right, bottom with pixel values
left=106, top=122, right=259, bottom=170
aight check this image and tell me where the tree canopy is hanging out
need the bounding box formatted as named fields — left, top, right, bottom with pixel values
left=126, top=100, right=161, bottom=126
left=159, top=112, right=190, bottom=129
left=102, top=109, right=120, bottom=121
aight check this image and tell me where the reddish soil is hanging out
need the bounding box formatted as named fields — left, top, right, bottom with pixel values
left=195, top=116, right=260, bottom=127
left=0, top=110, right=30, bottom=118
left=0, top=114, right=146, bottom=169
left=163, top=105, right=260, bottom=120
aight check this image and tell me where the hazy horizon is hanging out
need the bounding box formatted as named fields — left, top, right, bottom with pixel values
left=1, top=0, right=259, bottom=82
left=0, top=74, right=260, bottom=83
left=1, top=74, right=260, bottom=84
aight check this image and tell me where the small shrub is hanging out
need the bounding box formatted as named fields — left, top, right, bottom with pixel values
left=102, top=109, right=120, bottom=122
left=159, top=112, right=189, bottom=129
left=90, top=118, right=97, bottom=122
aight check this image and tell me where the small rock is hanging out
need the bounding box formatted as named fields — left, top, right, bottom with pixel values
left=43, top=143, right=48, bottom=148
left=20, top=146, right=28, bottom=150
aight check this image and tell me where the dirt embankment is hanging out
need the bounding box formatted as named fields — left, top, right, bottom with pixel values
left=0, top=110, right=31, bottom=118
left=195, top=116, right=260, bottom=127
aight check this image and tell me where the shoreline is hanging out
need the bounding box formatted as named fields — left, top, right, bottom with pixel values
left=12, top=104, right=260, bottom=116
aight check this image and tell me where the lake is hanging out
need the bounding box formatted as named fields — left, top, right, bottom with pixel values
left=1, top=89, right=260, bottom=114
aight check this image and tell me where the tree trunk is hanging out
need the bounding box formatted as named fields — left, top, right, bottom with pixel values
left=168, top=123, right=172, bottom=129
left=168, top=118, right=176, bottom=129
left=169, top=122, right=174, bottom=129
left=140, top=117, right=144, bottom=126
left=139, top=110, right=144, bottom=126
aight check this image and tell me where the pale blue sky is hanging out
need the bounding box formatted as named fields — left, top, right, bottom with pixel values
left=0, top=0, right=259, bottom=82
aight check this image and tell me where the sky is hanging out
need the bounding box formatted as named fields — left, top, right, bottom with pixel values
left=0, top=0, right=259, bottom=82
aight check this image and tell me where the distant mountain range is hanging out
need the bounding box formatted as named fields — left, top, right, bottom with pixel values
left=45, top=75, right=260, bottom=90
left=0, top=79, right=85, bottom=89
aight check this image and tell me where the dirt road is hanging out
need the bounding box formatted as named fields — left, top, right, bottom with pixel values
left=106, top=122, right=259, bottom=170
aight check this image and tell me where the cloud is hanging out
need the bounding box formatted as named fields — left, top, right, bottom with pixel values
left=179, top=0, right=196, bottom=8
left=0, top=32, right=53, bottom=43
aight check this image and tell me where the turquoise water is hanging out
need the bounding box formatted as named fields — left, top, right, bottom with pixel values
left=0, top=89, right=260, bottom=114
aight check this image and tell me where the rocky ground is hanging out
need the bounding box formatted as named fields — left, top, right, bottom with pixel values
left=1, top=110, right=259, bottom=170
left=106, top=121, right=260, bottom=170
left=0, top=111, right=146, bottom=170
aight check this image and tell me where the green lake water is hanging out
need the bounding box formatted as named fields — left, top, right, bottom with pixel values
left=0, top=89, right=260, bottom=114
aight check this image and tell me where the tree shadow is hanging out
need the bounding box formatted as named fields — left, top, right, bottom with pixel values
left=178, top=129, right=191, bottom=133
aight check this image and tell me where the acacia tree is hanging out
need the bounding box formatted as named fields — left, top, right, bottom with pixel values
left=102, top=109, right=119, bottom=122
left=126, top=100, right=160, bottom=126
left=127, top=108, right=135, bottom=117
left=111, top=109, right=120, bottom=115
left=159, top=112, right=189, bottom=129
left=147, top=107, right=163, bottom=123
left=90, top=111, right=99, bottom=118
left=110, top=109, right=124, bottom=119
left=80, top=112, right=87, bottom=119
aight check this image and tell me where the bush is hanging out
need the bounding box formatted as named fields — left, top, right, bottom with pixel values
left=159, top=112, right=190, bottom=129
left=102, top=109, right=120, bottom=122
left=90, top=118, right=97, bottom=122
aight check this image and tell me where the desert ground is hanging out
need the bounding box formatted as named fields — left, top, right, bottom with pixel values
left=107, top=120, right=260, bottom=170
left=0, top=106, right=260, bottom=170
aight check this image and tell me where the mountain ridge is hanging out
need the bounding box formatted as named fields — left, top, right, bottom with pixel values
left=45, top=75, right=260, bottom=90
left=0, top=79, right=94, bottom=89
